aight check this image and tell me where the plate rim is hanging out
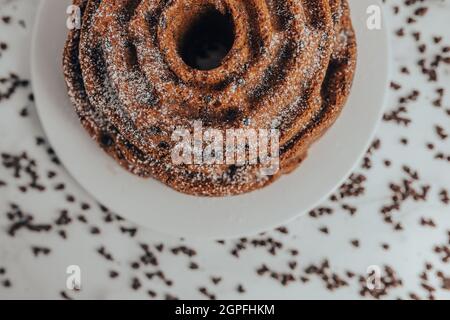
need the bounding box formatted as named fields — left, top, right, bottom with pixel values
left=31, top=0, right=391, bottom=240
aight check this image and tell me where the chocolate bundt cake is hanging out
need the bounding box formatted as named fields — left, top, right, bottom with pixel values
left=63, top=0, right=357, bottom=196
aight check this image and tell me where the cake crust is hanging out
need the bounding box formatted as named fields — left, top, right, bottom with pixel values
left=63, top=0, right=357, bottom=196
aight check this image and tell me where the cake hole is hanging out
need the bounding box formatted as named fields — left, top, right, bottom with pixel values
left=126, top=42, right=138, bottom=66
left=179, top=8, right=235, bottom=71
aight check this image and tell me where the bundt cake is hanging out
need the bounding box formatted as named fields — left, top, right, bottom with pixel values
left=63, top=0, right=357, bottom=196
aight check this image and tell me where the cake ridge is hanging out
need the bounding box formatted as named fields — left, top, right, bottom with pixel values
left=63, top=0, right=357, bottom=196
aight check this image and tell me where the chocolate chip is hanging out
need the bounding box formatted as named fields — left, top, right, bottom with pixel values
left=99, top=133, right=114, bottom=147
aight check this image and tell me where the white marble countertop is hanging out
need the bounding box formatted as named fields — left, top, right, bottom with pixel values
left=0, top=0, right=449, bottom=300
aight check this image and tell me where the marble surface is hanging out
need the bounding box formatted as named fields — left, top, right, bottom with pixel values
left=0, top=0, right=449, bottom=300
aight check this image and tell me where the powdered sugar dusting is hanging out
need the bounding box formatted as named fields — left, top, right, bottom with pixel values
left=63, top=0, right=357, bottom=196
